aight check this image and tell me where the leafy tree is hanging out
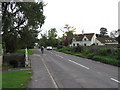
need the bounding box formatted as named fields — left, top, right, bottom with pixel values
left=39, top=28, right=59, bottom=47
left=39, top=33, right=48, bottom=47
left=100, top=27, right=108, bottom=37
left=64, top=24, right=76, bottom=46
left=47, top=28, right=58, bottom=47
left=110, top=30, right=120, bottom=38
left=2, top=2, right=45, bottom=52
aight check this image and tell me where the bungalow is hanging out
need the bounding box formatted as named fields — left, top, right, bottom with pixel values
left=70, top=33, right=118, bottom=46
left=95, top=37, right=118, bottom=46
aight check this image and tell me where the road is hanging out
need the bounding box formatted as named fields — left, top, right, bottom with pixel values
left=29, top=49, right=119, bottom=89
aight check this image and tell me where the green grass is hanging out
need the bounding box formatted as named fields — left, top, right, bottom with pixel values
left=2, top=70, right=32, bottom=88
left=14, top=49, right=33, bottom=55
left=55, top=48, right=119, bottom=66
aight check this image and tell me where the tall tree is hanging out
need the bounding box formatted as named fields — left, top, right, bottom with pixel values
left=100, top=27, right=108, bottom=36
left=64, top=24, right=76, bottom=46
left=48, top=28, right=58, bottom=47
left=39, top=33, right=48, bottom=47
left=2, top=2, right=45, bottom=52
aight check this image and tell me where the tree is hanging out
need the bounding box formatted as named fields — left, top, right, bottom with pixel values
left=39, top=28, right=58, bottom=47
left=100, top=27, right=108, bottom=37
left=39, top=33, right=48, bottom=47
left=2, top=2, right=45, bottom=52
left=63, top=24, right=76, bottom=46
left=117, top=31, right=120, bottom=59
left=48, top=28, right=58, bottom=47
left=110, top=30, right=119, bottom=38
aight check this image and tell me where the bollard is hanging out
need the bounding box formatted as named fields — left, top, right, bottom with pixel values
left=25, top=48, right=30, bottom=67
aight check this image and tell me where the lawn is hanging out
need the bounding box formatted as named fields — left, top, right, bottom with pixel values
left=14, top=49, right=33, bottom=55
left=2, top=70, right=32, bottom=88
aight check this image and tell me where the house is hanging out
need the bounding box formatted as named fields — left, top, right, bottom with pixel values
left=71, top=33, right=96, bottom=46
left=95, top=37, right=118, bottom=46
left=70, top=33, right=118, bottom=46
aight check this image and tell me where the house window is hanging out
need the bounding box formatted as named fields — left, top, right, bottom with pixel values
left=96, top=43, right=98, bottom=45
left=84, top=38, right=87, bottom=41
left=77, top=43, right=79, bottom=46
left=73, top=43, right=75, bottom=46
left=84, top=43, right=86, bottom=46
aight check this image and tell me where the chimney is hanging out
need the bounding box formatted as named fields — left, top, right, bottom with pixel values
left=82, top=29, right=84, bottom=35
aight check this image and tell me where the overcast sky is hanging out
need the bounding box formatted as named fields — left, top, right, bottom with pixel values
left=39, top=0, right=119, bottom=38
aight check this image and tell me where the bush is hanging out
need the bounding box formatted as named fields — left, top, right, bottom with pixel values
left=3, top=53, right=25, bottom=68
left=57, top=45, right=63, bottom=49
left=87, top=53, right=95, bottom=59
left=73, top=46, right=83, bottom=52
left=96, top=48, right=111, bottom=56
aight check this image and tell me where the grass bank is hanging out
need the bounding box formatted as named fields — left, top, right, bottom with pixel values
left=2, top=70, right=32, bottom=88
left=14, top=49, right=33, bottom=55
left=55, top=46, right=119, bottom=67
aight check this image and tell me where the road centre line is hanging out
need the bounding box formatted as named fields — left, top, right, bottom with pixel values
left=111, top=78, right=120, bottom=83
left=57, top=55, right=64, bottom=58
left=68, top=59, right=90, bottom=70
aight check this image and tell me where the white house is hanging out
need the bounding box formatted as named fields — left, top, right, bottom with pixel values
left=71, top=33, right=96, bottom=46
left=70, top=33, right=118, bottom=46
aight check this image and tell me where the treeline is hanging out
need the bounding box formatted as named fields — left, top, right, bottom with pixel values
left=39, top=28, right=60, bottom=47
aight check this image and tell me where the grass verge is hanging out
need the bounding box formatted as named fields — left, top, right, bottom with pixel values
left=2, top=70, right=32, bottom=88
left=55, top=49, right=119, bottom=67
left=14, top=49, right=33, bottom=55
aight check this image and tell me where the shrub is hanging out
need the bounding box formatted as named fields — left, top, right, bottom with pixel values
left=73, top=46, right=83, bottom=52
left=96, top=48, right=111, bottom=56
left=57, top=45, right=63, bottom=49
left=87, top=53, right=95, bottom=59
left=3, top=53, right=25, bottom=68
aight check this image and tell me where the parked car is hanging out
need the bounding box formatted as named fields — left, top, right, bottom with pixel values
left=46, top=46, right=52, bottom=50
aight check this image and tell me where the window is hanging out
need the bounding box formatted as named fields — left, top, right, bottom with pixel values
left=84, top=38, right=87, bottom=41
left=96, top=43, right=98, bottom=45
left=73, top=38, right=76, bottom=41
left=77, top=43, right=79, bottom=46
left=84, top=43, right=86, bottom=46
left=73, top=43, right=75, bottom=46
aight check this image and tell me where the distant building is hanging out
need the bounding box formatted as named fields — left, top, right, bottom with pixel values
left=70, top=33, right=118, bottom=46
left=95, top=37, right=118, bottom=46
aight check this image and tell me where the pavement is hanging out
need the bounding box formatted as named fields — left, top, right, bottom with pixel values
left=28, top=49, right=119, bottom=89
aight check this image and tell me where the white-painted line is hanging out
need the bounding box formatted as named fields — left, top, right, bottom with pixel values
left=68, top=59, right=90, bottom=70
left=35, top=80, right=38, bottom=82
left=111, top=78, right=120, bottom=83
left=57, top=55, right=64, bottom=58
left=41, top=57, right=58, bottom=88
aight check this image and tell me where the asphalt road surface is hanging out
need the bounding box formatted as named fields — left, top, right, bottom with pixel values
left=29, top=49, right=119, bottom=89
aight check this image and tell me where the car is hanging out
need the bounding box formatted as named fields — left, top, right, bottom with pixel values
left=46, top=46, right=52, bottom=50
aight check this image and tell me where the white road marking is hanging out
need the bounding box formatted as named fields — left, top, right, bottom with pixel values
left=68, top=59, right=90, bottom=70
left=57, top=55, right=64, bottom=58
left=111, top=78, right=120, bottom=83
left=35, top=80, right=38, bottom=82
left=41, top=57, right=58, bottom=88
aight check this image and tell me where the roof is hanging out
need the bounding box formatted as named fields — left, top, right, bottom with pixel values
left=73, top=33, right=95, bottom=41
left=96, top=37, right=118, bottom=43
